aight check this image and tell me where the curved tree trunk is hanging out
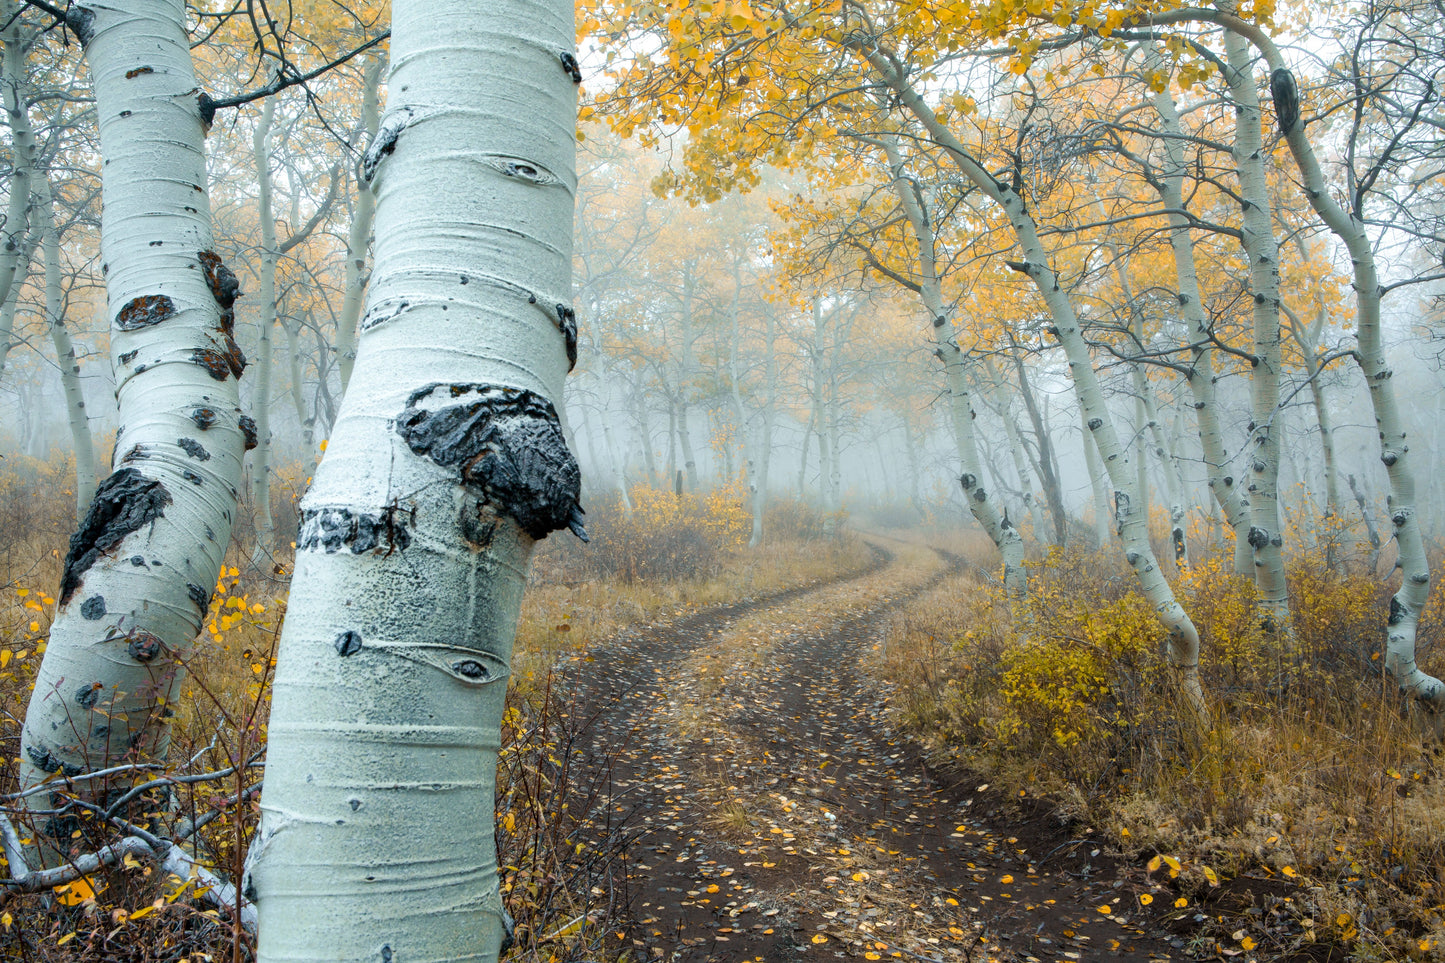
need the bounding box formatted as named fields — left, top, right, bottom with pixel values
left=875, top=134, right=1025, bottom=596
left=248, top=3, right=582, bottom=959
left=870, top=52, right=1206, bottom=720
left=19, top=0, right=248, bottom=846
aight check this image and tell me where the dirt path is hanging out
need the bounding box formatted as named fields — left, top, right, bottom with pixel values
left=562, top=542, right=1182, bottom=962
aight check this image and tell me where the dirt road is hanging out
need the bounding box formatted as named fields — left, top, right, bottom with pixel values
left=561, top=541, right=1181, bottom=962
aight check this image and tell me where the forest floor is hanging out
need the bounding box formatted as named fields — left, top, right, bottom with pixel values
left=561, top=536, right=1188, bottom=962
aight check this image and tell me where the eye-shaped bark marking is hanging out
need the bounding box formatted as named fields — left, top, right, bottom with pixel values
left=395, top=384, right=586, bottom=541
left=335, top=631, right=363, bottom=657
left=192, top=348, right=235, bottom=381
left=61, top=468, right=171, bottom=604
left=125, top=66, right=153, bottom=79
left=81, top=596, right=106, bottom=620
left=1269, top=67, right=1299, bottom=136
left=115, top=295, right=175, bottom=331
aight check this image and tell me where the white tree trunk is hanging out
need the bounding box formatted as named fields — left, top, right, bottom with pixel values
left=1223, top=29, right=1290, bottom=631
left=0, top=0, right=37, bottom=384
left=249, top=94, right=279, bottom=565
left=1212, top=20, right=1445, bottom=706
left=876, top=135, right=1025, bottom=594
left=37, top=174, right=97, bottom=516
left=871, top=54, right=1206, bottom=718
left=19, top=0, right=249, bottom=841
left=248, top=2, right=581, bottom=959
left=334, top=54, right=382, bottom=396
left=1147, top=59, right=1254, bottom=574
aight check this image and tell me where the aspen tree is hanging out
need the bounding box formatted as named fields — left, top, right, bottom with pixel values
left=247, top=2, right=583, bottom=960
left=18, top=0, right=250, bottom=839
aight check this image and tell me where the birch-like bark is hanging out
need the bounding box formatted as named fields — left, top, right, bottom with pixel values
left=37, top=175, right=97, bottom=516
left=1082, top=408, right=1113, bottom=546
left=875, top=134, right=1024, bottom=594
left=870, top=53, right=1206, bottom=717
left=20, top=0, right=248, bottom=838
left=1222, top=29, right=1290, bottom=631
left=334, top=54, right=382, bottom=396
left=1147, top=61, right=1253, bottom=573
left=248, top=3, right=582, bottom=959
left=980, top=358, right=1049, bottom=541
left=0, top=0, right=35, bottom=326
left=249, top=94, right=279, bottom=564
left=1007, top=345, right=1068, bottom=544
left=1204, top=17, right=1445, bottom=705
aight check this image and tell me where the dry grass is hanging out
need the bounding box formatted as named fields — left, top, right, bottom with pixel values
left=0, top=450, right=867, bottom=961
left=872, top=539, right=1445, bottom=961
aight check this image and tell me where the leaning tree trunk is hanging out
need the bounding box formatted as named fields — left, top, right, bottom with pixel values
left=1223, top=29, right=1290, bottom=632
left=871, top=53, right=1207, bottom=720
left=19, top=0, right=249, bottom=843
left=875, top=134, right=1025, bottom=595
left=247, top=3, right=582, bottom=960
left=1146, top=53, right=1253, bottom=574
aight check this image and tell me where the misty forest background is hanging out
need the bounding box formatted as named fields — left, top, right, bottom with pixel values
left=2, top=0, right=1445, bottom=960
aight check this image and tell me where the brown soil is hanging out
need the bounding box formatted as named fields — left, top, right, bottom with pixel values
left=561, top=543, right=1192, bottom=962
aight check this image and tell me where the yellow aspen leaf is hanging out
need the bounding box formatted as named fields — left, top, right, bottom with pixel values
left=866, top=955, right=881, bottom=961
left=0, top=912, right=9, bottom=930
left=1147, top=855, right=1162, bottom=872
left=1281, top=866, right=1297, bottom=878
left=1201, top=865, right=1220, bottom=886
left=1241, top=937, right=1256, bottom=950
left=1174, top=898, right=1188, bottom=908
left=812, top=934, right=828, bottom=944
left=1139, top=894, right=1153, bottom=905
left=56, top=933, right=75, bottom=947
left=1096, top=905, right=1112, bottom=915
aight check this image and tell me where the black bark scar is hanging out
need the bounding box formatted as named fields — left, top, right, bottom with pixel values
left=60, top=469, right=171, bottom=605
left=396, top=384, right=586, bottom=541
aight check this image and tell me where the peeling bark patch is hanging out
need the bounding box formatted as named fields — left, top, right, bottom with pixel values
left=187, top=582, right=208, bottom=610
left=116, top=295, right=175, bottom=331
left=395, top=384, right=587, bottom=541
left=191, top=407, right=217, bottom=430
left=128, top=630, right=164, bottom=663
left=118, top=350, right=138, bottom=365
left=298, top=507, right=412, bottom=555
left=183, top=470, right=204, bottom=485
left=1247, top=527, right=1269, bottom=550
left=80, top=595, right=105, bottom=620
left=125, top=66, right=154, bottom=79
left=178, top=438, right=210, bottom=461
left=239, top=415, right=258, bottom=450
left=120, top=445, right=148, bottom=463
left=61, top=469, right=171, bottom=604
left=335, top=631, right=363, bottom=657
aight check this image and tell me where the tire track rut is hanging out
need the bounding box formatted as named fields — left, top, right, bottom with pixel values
left=561, top=542, right=1181, bottom=962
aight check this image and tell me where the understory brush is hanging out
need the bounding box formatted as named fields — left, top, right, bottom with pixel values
left=878, top=542, right=1445, bottom=961
left=0, top=451, right=864, bottom=961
